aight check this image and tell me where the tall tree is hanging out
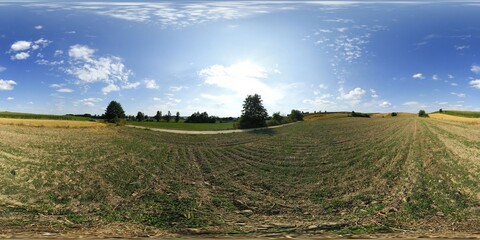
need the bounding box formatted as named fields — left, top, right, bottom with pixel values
left=164, top=110, right=171, bottom=122
left=238, top=94, right=268, bottom=129
left=175, top=112, right=180, bottom=123
left=136, top=111, right=145, bottom=121
left=155, top=110, right=162, bottom=122
left=104, top=100, right=125, bottom=124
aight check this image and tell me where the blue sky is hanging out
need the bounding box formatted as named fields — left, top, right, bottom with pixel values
left=1, top=1, right=480, bottom=116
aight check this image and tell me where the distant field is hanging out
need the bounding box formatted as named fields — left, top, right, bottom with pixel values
left=1, top=117, right=480, bottom=235
left=440, top=110, right=480, bottom=118
left=304, top=112, right=349, bottom=120
left=0, top=111, right=92, bottom=121
left=430, top=113, right=480, bottom=124
left=0, top=118, right=105, bottom=128
left=127, top=120, right=235, bottom=131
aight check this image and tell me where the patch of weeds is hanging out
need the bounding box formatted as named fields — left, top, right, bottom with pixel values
left=212, top=197, right=237, bottom=210
left=131, top=191, right=212, bottom=228
left=404, top=186, right=435, bottom=218
left=310, top=188, right=334, bottom=203
left=336, top=224, right=393, bottom=235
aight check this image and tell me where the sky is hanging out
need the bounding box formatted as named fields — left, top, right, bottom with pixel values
left=1, top=1, right=480, bottom=117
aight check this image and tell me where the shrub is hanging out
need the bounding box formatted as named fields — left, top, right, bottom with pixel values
left=391, top=112, right=398, bottom=117
left=351, top=111, right=370, bottom=118
left=418, top=110, right=429, bottom=117
left=185, top=112, right=216, bottom=123
left=288, top=109, right=304, bottom=122
left=267, top=112, right=288, bottom=126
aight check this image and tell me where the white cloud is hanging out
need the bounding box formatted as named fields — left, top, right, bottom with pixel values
left=57, top=88, right=74, bottom=93
left=199, top=61, right=284, bottom=106
left=54, top=50, right=63, bottom=57
left=370, top=88, right=378, bottom=98
left=144, top=79, right=159, bottom=89
left=11, top=52, right=30, bottom=60
left=7, top=97, right=14, bottom=100
left=403, top=101, right=419, bottom=106
left=451, top=82, right=458, bottom=86
left=34, top=25, right=43, bottom=30
left=379, top=101, right=391, bottom=108
left=431, top=74, right=438, bottom=80
left=0, top=66, right=6, bottom=73
left=102, top=84, right=120, bottom=94
left=49, top=83, right=64, bottom=88
left=79, top=97, right=102, bottom=107
left=450, top=92, right=466, bottom=97
left=412, top=73, right=424, bottom=79
left=303, top=94, right=337, bottom=110
left=448, top=74, right=454, bottom=79
left=0, top=80, right=17, bottom=90
left=153, top=97, right=161, bottom=101
left=66, top=44, right=134, bottom=95
left=36, top=59, right=64, bottom=66
left=318, top=83, right=327, bottom=89
left=469, top=79, right=480, bottom=89
left=9, top=38, right=50, bottom=60
left=68, top=44, right=95, bottom=60
left=339, top=87, right=365, bottom=101
left=33, top=38, right=50, bottom=47
left=169, top=86, right=186, bottom=92
left=10, top=40, right=32, bottom=51
left=471, top=65, right=480, bottom=74
left=122, top=82, right=140, bottom=89
left=455, top=45, right=469, bottom=50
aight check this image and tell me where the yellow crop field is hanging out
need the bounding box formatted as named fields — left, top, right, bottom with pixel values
left=0, top=118, right=106, bottom=128
left=429, top=113, right=480, bottom=124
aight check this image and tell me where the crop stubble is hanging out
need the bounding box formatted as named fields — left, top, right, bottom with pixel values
left=0, top=116, right=479, bottom=235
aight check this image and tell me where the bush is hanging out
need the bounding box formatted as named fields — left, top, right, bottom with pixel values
left=267, top=112, right=288, bottom=126
left=351, top=111, right=370, bottom=118
left=418, top=110, right=429, bottom=117
left=288, top=109, right=304, bottom=122
left=185, top=112, right=216, bottom=123
left=391, top=112, right=398, bottom=117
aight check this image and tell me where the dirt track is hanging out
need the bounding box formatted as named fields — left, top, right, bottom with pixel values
left=125, top=122, right=298, bottom=135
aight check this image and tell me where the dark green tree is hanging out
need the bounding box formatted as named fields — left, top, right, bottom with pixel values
left=136, top=111, right=145, bottom=121
left=175, top=112, right=180, bottom=123
left=238, top=94, right=268, bottom=129
left=155, top=111, right=162, bottom=122
left=164, top=110, right=171, bottom=122
left=418, top=109, right=428, bottom=117
left=288, top=109, right=304, bottom=121
left=104, top=100, right=125, bottom=124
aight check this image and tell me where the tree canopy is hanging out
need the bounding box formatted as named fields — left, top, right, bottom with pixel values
left=105, top=101, right=125, bottom=124
left=185, top=111, right=216, bottom=123
left=238, top=94, right=268, bottom=129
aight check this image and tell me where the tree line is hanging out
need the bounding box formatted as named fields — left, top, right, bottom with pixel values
left=104, top=94, right=303, bottom=129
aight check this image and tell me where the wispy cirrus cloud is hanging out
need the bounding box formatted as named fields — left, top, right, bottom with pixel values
left=23, top=2, right=281, bottom=28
